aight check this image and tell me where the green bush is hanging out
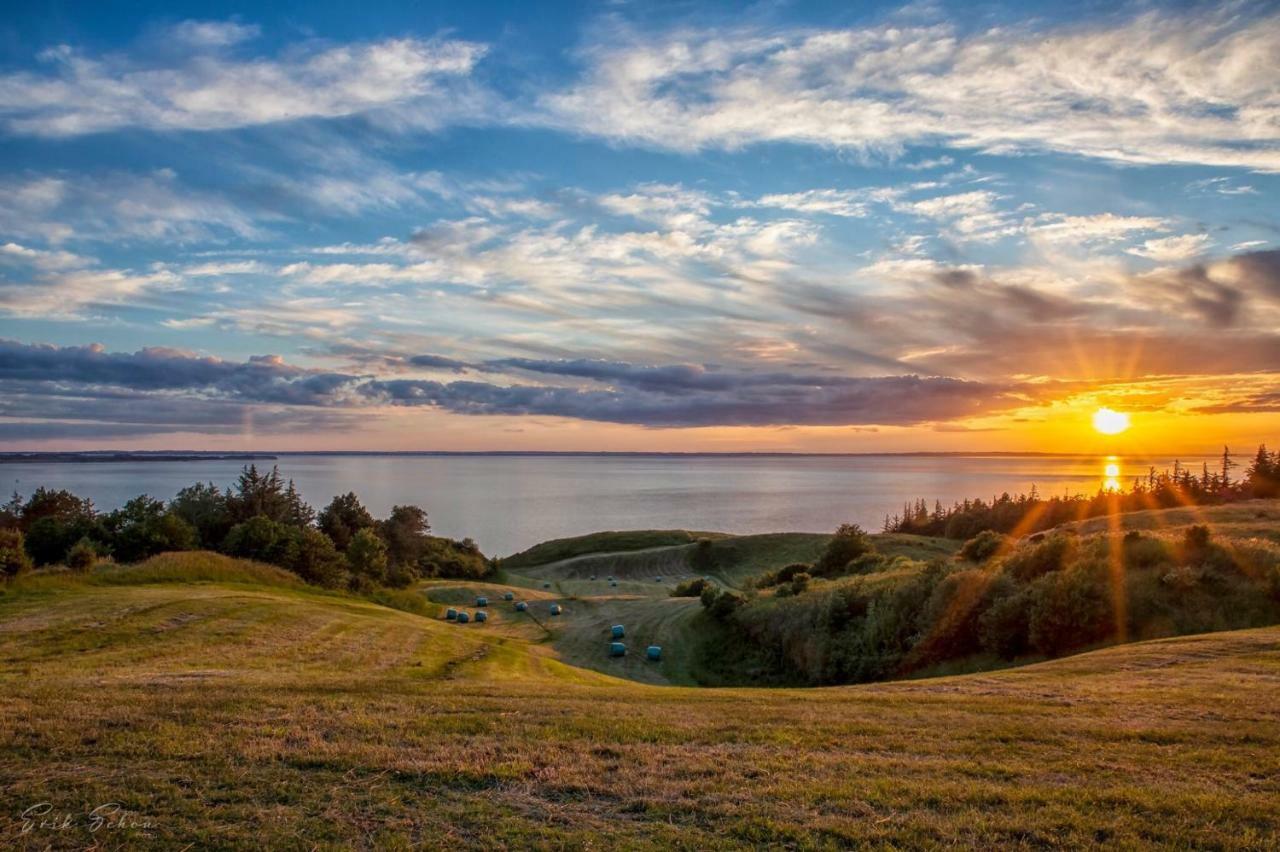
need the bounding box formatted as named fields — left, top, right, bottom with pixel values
left=0, top=528, right=33, bottom=578
left=978, top=582, right=1030, bottom=659
left=814, top=524, right=872, bottom=577
left=755, top=562, right=811, bottom=588
left=66, top=537, right=100, bottom=571
left=672, top=577, right=710, bottom=597
left=701, top=587, right=744, bottom=619
left=1002, top=533, right=1076, bottom=582
left=1026, top=563, right=1113, bottom=656
left=284, top=528, right=347, bottom=588
left=959, top=530, right=1007, bottom=563
left=347, top=528, right=389, bottom=584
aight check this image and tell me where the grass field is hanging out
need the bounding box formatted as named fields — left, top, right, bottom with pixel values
left=2, top=519, right=1279, bottom=848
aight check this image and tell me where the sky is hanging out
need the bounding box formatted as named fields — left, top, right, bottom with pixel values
left=0, top=0, right=1278, bottom=454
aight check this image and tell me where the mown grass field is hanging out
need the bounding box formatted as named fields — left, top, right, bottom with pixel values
left=1, top=524, right=1279, bottom=848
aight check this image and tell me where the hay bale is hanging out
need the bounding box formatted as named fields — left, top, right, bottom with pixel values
left=542, top=582, right=551, bottom=589
left=611, top=624, right=625, bottom=639
left=475, top=611, right=488, bottom=623
left=549, top=604, right=562, bottom=616
left=475, top=596, right=488, bottom=607
left=515, top=601, right=528, bottom=612
left=609, top=642, right=627, bottom=657
left=446, top=608, right=458, bottom=620
left=457, top=612, right=470, bottom=624
left=503, top=591, right=514, bottom=601
left=646, top=645, right=662, bottom=661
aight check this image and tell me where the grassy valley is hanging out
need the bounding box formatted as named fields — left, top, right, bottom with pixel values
left=3, top=503, right=1280, bottom=847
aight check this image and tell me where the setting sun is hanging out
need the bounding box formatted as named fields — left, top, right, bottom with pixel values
left=1092, top=407, right=1131, bottom=436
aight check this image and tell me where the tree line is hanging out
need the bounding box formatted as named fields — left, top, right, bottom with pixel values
left=0, top=465, right=491, bottom=589
left=885, top=445, right=1280, bottom=539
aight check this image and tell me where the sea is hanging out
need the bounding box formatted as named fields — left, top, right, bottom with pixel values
left=0, top=453, right=1212, bottom=556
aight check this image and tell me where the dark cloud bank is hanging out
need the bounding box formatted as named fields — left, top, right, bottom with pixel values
left=0, top=339, right=1021, bottom=438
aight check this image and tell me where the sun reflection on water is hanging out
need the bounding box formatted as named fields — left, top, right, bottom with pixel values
left=1103, top=456, right=1122, bottom=492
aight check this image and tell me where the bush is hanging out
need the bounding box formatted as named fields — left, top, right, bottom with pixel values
left=1026, top=564, right=1113, bottom=657
left=1122, top=533, right=1174, bottom=569
left=24, top=516, right=100, bottom=566
left=978, top=580, right=1029, bottom=659
left=283, top=528, right=347, bottom=588
left=672, top=577, right=710, bottom=597
left=347, top=528, right=388, bottom=584
left=959, top=530, right=1006, bottom=563
left=0, top=528, right=33, bottom=578
left=223, top=516, right=292, bottom=565
left=755, top=562, right=811, bottom=588
left=700, top=587, right=743, bottom=619
left=66, top=537, right=100, bottom=571
left=1002, top=533, right=1076, bottom=582
left=690, top=537, right=716, bottom=573
left=814, top=524, right=871, bottom=577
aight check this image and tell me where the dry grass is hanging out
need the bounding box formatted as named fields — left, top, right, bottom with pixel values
left=1, top=560, right=1278, bottom=849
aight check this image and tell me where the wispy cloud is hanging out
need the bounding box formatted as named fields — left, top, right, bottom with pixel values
left=0, top=25, right=487, bottom=136
left=540, top=9, right=1280, bottom=170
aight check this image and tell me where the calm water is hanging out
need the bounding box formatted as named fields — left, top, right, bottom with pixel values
left=1, top=453, right=1207, bottom=556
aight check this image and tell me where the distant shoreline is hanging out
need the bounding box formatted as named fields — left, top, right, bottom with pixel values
left=1, top=450, right=1213, bottom=463
left=0, top=453, right=279, bottom=464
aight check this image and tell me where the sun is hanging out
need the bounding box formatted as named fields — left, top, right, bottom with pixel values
left=1092, top=407, right=1131, bottom=436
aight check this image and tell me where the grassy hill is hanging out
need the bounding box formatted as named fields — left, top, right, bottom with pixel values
left=1, top=555, right=1278, bottom=847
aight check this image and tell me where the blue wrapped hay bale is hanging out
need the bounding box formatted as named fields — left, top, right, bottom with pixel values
left=609, top=642, right=626, bottom=657
left=646, top=645, right=662, bottom=662
left=457, top=612, right=470, bottom=624
left=515, top=601, right=528, bottom=612
left=475, top=610, right=488, bottom=623
left=503, top=591, right=514, bottom=601
left=475, top=596, right=488, bottom=607
left=611, top=624, right=625, bottom=639
left=549, top=604, right=562, bottom=616
left=445, top=608, right=458, bottom=620
left=609, top=580, right=618, bottom=587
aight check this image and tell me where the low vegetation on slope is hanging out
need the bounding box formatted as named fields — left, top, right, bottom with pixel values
left=500, top=529, right=724, bottom=568
left=0, top=555, right=1277, bottom=848
left=700, top=505, right=1280, bottom=685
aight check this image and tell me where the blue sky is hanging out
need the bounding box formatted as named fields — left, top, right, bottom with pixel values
left=0, top=0, right=1278, bottom=451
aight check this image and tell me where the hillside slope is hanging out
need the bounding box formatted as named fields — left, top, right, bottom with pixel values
left=1, top=559, right=1278, bottom=848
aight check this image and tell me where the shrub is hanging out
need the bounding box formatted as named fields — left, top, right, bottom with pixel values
left=978, top=579, right=1029, bottom=659
left=847, top=553, right=885, bottom=574
left=814, top=524, right=871, bottom=577
left=787, top=572, right=811, bottom=596
left=690, top=538, right=716, bottom=573
left=1002, top=533, right=1076, bottom=582
left=701, top=587, right=744, bottom=619
left=959, top=530, right=1007, bottom=563
left=755, top=562, right=811, bottom=588
left=284, top=528, right=347, bottom=588
left=672, top=577, right=710, bottom=597
left=223, top=516, right=292, bottom=565
left=24, top=515, right=100, bottom=566
left=1122, top=533, right=1173, bottom=570
left=1026, top=564, right=1113, bottom=657
left=0, top=528, right=33, bottom=578
left=66, top=537, right=100, bottom=571
left=347, top=528, right=388, bottom=584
